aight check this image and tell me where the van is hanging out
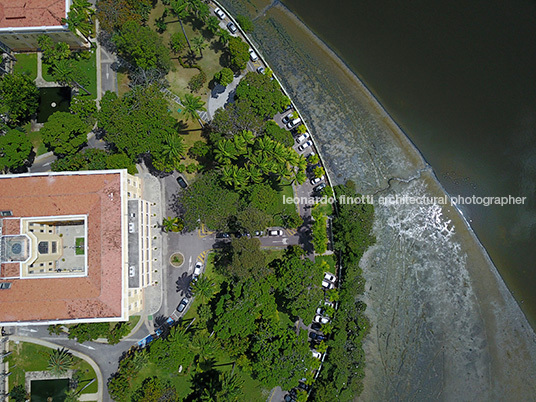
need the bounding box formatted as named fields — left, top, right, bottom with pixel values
left=286, top=118, right=301, bottom=129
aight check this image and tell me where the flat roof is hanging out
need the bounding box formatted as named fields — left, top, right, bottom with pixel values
left=0, top=171, right=125, bottom=324
left=0, top=0, right=66, bottom=29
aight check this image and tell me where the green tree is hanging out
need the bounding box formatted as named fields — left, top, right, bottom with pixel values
left=62, top=0, right=94, bottom=41
left=41, top=111, right=88, bottom=156
left=264, top=121, right=293, bottom=147
left=191, top=276, right=215, bottom=303
left=64, top=388, right=81, bottom=402
left=37, top=35, right=71, bottom=64
left=0, top=128, right=33, bottom=173
left=309, top=153, right=320, bottom=165
left=206, top=15, right=220, bottom=35
left=217, top=27, right=231, bottom=45
left=217, top=371, right=244, bottom=401
left=210, top=99, right=264, bottom=136
left=162, top=216, right=184, bottom=232
left=48, top=348, right=74, bottom=375
left=236, top=206, right=271, bottom=234
left=0, top=73, right=39, bottom=125
left=235, top=72, right=290, bottom=119
left=228, top=237, right=267, bottom=281
left=170, top=32, right=187, bottom=54
left=9, top=384, right=29, bottom=402
left=214, top=67, right=234, bottom=87
left=228, top=36, right=250, bottom=71
left=159, top=133, right=186, bottom=169
left=314, top=166, right=325, bottom=178
left=236, top=15, right=254, bottom=33
left=178, top=172, right=239, bottom=231
left=70, top=96, right=97, bottom=126
left=191, top=35, right=207, bottom=57
left=96, top=0, right=152, bottom=33
left=170, top=0, right=193, bottom=51
left=51, top=59, right=91, bottom=95
left=311, top=206, right=328, bottom=254
left=131, top=376, right=178, bottom=402
left=113, top=20, right=171, bottom=72
left=181, top=93, right=206, bottom=122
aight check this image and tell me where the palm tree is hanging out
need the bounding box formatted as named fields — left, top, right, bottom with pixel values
left=64, top=388, right=80, bottom=402
left=191, top=276, right=215, bottom=302
left=48, top=348, right=74, bottom=375
left=161, top=133, right=186, bottom=167
left=171, top=0, right=192, bottom=51
left=217, top=28, right=231, bottom=45
left=216, top=371, right=244, bottom=401
left=292, top=170, right=307, bottom=185
left=62, top=0, right=94, bottom=42
left=162, top=217, right=184, bottom=233
left=214, top=140, right=237, bottom=164
left=191, top=36, right=207, bottom=58
left=52, top=59, right=91, bottom=96
left=206, top=16, right=220, bottom=35
left=181, top=93, right=206, bottom=122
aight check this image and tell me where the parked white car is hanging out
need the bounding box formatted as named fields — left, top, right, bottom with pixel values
left=324, top=272, right=337, bottom=283
left=322, top=280, right=335, bottom=290
left=310, top=176, right=324, bottom=185
left=313, top=315, right=330, bottom=324
left=193, top=261, right=203, bottom=278
left=298, top=141, right=313, bottom=152
left=268, top=229, right=283, bottom=236
left=214, top=7, right=225, bottom=19
left=249, top=49, right=258, bottom=61
left=296, top=132, right=310, bottom=144
left=311, top=350, right=322, bottom=359
left=286, top=117, right=301, bottom=129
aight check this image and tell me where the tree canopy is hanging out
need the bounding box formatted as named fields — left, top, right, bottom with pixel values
left=113, top=20, right=171, bottom=73
left=96, top=0, right=153, bottom=33
left=99, top=87, right=178, bottom=169
left=51, top=148, right=137, bottom=174
left=235, top=72, right=290, bottom=119
left=0, top=73, right=39, bottom=126
left=40, top=112, right=88, bottom=156
left=228, top=36, right=250, bottom=71
left=0, top=128, right=33, bottom=173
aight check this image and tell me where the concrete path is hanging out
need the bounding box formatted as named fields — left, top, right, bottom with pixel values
left=9, top=336, right=104, bottom=402
left=206, top=72, right=244, bottom=119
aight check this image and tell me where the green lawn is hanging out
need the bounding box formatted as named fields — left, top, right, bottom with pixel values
left=43, top=50, right=98, bottom=98
left=149, top=1, right=227, bottom=100
left=6, top=341, right=98, bottom=395
left=315, top=254, right=337, bottom=273
left=25, top=123, right=48, bottom=156
left=75, top=237, right=85, bottom=255
left=14, top=53, right=37, bottom=80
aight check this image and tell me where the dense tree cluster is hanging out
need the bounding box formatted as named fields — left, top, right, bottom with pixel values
left=311, top=182, right=375, bottom=401
left=235, top=72, right=290, bottom=119
left=228, top=36, right=250, bottom=71
left=49, top=321, right=132, bottom=345
left=0, top=73, right=39, bottom=126
left=312, top=205, right=329, bottom=254
left=96, top=0, right=153, bottom=33
left=51, top=148, right=137, bottom=174
left=40, top=111, right=89, bottom=157
left=0, top=129, right=33, bottom=173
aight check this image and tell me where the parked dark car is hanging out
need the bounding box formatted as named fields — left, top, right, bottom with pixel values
left=176, top=176, right=188, bottom=188
left=309, top=332, right=327, bottom=341
left=215, top=232, right=230, bottom=239
left=311, top=322, right=322, bottom=331
left=313, top=182, right=327, bottom=193
left=227, top=21, right=237, bottom=33
left=298, top=382, right=310, bottom=392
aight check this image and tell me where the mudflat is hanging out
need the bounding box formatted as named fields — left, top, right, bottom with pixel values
left=218, top=0, right=536, bottom=399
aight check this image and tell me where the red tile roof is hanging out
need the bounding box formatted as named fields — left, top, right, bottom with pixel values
left=0, top=172, right=124, bottom=324
left=0, top=0, right=66, bottom=29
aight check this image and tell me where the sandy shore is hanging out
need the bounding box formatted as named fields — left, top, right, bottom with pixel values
left=218, top=0, right=536, bottom=399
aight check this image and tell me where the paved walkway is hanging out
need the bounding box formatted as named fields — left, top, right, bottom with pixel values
left=9, top=336, right=103, bottom=402
left=34, top=52, right=61, bottom=88
left=206, top=72, right=244, bottom=119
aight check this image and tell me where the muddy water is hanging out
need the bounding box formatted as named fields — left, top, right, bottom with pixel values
left=215, top=0, right=536, bottom=399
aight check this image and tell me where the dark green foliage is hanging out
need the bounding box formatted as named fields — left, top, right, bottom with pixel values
left=228, top=36, right=250, bottom=71
left=70, top=96, right=97, bottom=126
left=51, top=148, right=137, bottom=175
left=38, top=35, right=71, bottom=64
left=66, top=321, right=131, bottom=344
left=113, top=20, right=171, bottom=72
left=178, top=171, right=240, bottom=231
left=99, top=87, right=177, bottom=165
left=228, top=237, right=267, bottom=281
left=311, top=206, right=328, bottom=254
left=210, top=99, right=264, bottom=136
left=236, top=14, right=254, bottom=33
left=188, top=140, right=210, bottom=159
left=264, top=120, right=293, bottom=147
left=96, top=0, right=153, bottom=34
left=236, top=206, right=271, bottom=234
left=214, top=67, right=234, bottom=87
left=235, top=72, right=290, bottom=119
left=188, top=69, right=206, bottom=92
left=9, top=384, right=29, bottom=402
left=40, top=112, right=88, bottom=156
left=311, top=183, right=375, bottom=400
left=0, top=73, right=39, bottom=126
left=62, top=0, right=95, bottom=40
left=47, top=348, right=74, bottom=375
left=169, top=31, right=186, bottom=53
left=131, top=376, right=178, bottom=402
left=0, top=128, right=33, bottom=173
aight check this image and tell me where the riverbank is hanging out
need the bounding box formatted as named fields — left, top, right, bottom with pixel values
left=217, top=0, right=536, bottom=399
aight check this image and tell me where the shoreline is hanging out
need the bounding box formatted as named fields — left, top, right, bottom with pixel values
left=271, top=1, right=536, bottom=333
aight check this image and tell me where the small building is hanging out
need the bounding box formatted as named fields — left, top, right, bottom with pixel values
left=0, top=170, right=154, bottom=326
left=0, top=0, right=87, bottom=52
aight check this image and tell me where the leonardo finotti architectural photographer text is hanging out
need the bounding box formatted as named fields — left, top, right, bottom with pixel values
left=283, top=194, right=527, bottom=207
